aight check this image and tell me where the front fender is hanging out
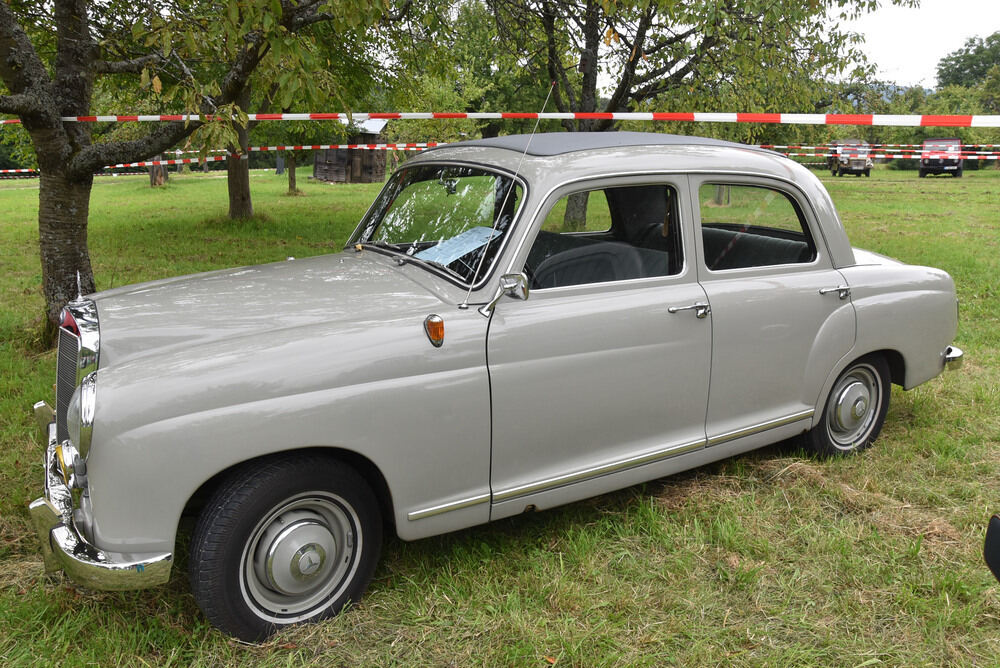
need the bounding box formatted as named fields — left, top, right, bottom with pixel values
left=85, top=309, right=493, bottom=555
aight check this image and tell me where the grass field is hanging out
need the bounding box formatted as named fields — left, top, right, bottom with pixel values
left=1, top=167, right=998, bottom=666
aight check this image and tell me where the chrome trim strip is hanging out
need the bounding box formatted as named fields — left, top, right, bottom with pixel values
left=492, top=437, right=706, bottom=503
left=67, top=297, right=100, bottom=383
left=76, top=371, right=97, bottom=457
left=707, top=409, right=815, bottom=447
left=407, top=493, right=491, bottom=521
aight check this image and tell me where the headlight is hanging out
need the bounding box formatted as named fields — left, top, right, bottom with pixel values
left=66, top=371, right=97, bottom=458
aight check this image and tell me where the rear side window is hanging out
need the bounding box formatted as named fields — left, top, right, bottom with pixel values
left=698, top=184, right=816, bottom=271
left=527, top=184, right=683, bottom=289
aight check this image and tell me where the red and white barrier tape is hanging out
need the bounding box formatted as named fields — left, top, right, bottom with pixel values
left=762, top=143, right=1000, bottom=149
left=0, top=168, right=36, bottom=173
left=4, top=112, right=1000, bottom=127
left=249, top=142, right=440, bottom=151
left=108, top=155, right=230, bottom=169
left=784, top=152, right=1000, bottom=160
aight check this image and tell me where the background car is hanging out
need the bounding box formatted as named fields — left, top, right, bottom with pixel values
left=828, top=138, right=873, bottom=177
left=920, top=137, right=964, bottom=177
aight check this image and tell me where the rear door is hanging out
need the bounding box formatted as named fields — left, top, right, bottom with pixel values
left=691, top=178, right=856, bottom=448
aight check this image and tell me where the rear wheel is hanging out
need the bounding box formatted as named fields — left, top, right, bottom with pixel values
left=918, top=169, right=926, bottom=178
left=806, top=355, right=891, bottom=456
left=189, top=454, right=382, bottom=641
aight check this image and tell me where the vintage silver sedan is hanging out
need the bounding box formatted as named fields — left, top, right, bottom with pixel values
left=30, top=132, right=963, bottom=640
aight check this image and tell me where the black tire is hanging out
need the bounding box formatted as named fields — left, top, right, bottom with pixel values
left=918, top=169, right=926, bottom=178
left=189, top=454, right=382, bottom=641
left=954, top=168, right=963, bottom=178
left=806, top=354, right=891, bottom=457
left=864, top=169, right=871, bottom=177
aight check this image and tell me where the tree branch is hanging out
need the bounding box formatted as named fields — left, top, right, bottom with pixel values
left=0, top=0, right=54, bottom=101
left=0, top=92, right=37, bottom=115
left=94, top=54, right=163, bottom=75
left=598, top=5, right=655, bottom=128
left=68, top=119, right=203, bottom=176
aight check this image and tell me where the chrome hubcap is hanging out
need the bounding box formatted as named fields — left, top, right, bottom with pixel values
left=241, top=493, right=361, bottom=622
left=255, top=512, right=337, bottom=596
left=826, top=365, right=881, bottom=450
left=833, top=381, right=870, bottom=433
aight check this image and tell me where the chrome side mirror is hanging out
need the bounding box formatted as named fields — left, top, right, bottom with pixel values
left=479, top=272, right=529, bottom=317
left=500, top=272, right=529, bottom=301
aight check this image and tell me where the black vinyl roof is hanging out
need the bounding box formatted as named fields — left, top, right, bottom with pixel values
left=435, top=131, right=764, bottom=157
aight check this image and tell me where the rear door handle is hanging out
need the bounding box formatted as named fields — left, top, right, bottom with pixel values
left=668, top=302, right=711, bottom=319
left=819, top=285, right=851, bottom=300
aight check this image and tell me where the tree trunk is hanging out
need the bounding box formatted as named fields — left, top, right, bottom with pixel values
left=149, top=155, right=169, bottom=186
left=227, top=87, right=253, bottom=218
left=227, top=150, right=253, bottom=218
left=287, top=152, right=297, bottom=193
left=563, top=191, right=589, bottom=231
left=38, top=170, right=96, bottom=334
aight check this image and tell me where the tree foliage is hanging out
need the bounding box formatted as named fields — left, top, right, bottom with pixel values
left=937, top=31, right=1000, bottom=88
left=487, top=0, right=914, bottom=140
left=0, top=0, right=415, bottom=331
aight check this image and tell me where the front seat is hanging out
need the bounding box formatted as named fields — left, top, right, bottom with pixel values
left=533, top=242, right=644, bottom=289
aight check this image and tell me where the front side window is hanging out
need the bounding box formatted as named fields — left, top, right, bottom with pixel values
left=350, top=165, right=523, bottom=285
left=698, top=184, right=816, bottom=271
left=526, top=184, right=683, bottom=289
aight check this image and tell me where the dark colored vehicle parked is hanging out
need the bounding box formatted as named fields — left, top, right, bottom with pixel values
left=920, top=138, right=963, bottom=177
left=827, top=139, right=872, bottom=177
left=986, top=515, right=1000, bottom=582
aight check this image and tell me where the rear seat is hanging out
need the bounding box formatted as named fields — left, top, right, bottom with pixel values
left=702, top=227, right=811, bottom=270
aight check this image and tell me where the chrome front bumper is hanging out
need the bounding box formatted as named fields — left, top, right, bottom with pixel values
left=944, top=345, right=964, bottom=371
left=29, top=403, right=173, bottom=591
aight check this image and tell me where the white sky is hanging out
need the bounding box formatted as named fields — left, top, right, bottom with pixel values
left=841, top=0, right=1000, bottom=88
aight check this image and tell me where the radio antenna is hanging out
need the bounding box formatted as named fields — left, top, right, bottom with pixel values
left=459, top=81, right=556, bottom=311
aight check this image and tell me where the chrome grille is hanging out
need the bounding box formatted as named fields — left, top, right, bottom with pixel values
left=56, top=327, right=80, bottom=442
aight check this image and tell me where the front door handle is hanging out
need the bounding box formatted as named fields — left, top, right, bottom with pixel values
left=668, top=302, right=711, bottom=319
left=819, top=285, right=851, bottom=300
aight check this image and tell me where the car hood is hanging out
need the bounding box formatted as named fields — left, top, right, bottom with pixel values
left=92, top=251, right=454, bottom=366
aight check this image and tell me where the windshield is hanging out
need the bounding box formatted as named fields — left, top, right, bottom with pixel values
left=925, top=141, right=959, bottom=151
left=838, top=142, right=868, bottom=156
left=349, top=164, right=523, bottom=285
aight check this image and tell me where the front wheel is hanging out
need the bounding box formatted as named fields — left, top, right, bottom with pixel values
left=806, top=355, right=891, bottom=456
left=189, top=454, right=382, bottom=641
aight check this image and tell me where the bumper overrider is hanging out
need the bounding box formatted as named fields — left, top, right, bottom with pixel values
left=944, top=345, right=964, bottom=371
left=29, top=403, right=172, bottom=590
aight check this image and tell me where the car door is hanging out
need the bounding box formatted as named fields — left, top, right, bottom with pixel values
left=486, top=178, right=712, bottom=520
left=691, top=178, right=856, bottom=448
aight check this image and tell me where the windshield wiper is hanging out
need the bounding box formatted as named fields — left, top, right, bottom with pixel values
left=356, top=241, right=403, bottom=254
left=396, top=254, right=467, bottom=282
left=357, top=241, right=468, bottom=282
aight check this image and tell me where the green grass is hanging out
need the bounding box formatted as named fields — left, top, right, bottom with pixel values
left=1, top=167, right=999, bottom=665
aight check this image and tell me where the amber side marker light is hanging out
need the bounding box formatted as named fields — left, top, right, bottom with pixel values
left=424, top=314, right=445, bottom=348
